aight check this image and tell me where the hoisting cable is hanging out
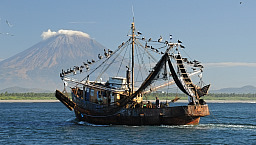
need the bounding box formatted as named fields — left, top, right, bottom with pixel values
left=116, top=44, right=129, bottom=76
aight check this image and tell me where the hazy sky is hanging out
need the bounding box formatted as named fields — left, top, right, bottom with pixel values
left=0, top=0, right=255, bottom=89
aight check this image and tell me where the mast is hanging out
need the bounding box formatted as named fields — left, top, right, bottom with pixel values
left=131, top=22, right=135, bottom=94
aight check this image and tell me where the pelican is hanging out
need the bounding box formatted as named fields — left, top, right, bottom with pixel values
left=108, top=49, right=113, bottom=54
left=104, top=49, right=109, bottom=57
left=182, top=58, right=188, bottom=62
left=169, top=34, right=172, bottom=40
left=158, top=36, right=162, bottom=42
left=73, top=66, right=78, bottom=71
left=145, top=43, right=150, bottom=48
left=193, top=60, right=201, bottom=64
left=98, top=54, right=103, bottom=59
left=83, top=62, right=88, bottom=66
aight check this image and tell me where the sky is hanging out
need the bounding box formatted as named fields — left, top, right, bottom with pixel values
left=0, top=0, right=256, bottom=90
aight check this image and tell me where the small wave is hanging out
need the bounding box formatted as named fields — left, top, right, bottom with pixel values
left=161, top=123, right=256, bottom=130
left=207, top=123, right=256, bottom=130
left=74, top=120, right=110, bottom=127
left=65, top=117, right=76, bottom=122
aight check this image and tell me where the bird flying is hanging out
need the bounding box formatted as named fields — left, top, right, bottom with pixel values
left=6, top=20, right=13, bottom=27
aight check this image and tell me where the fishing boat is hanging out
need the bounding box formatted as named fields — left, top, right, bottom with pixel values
left=55, top=20, right=210, bottom=125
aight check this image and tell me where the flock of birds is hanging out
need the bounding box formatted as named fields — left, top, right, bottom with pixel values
left=60, top=48, right=114, bottom=77
left=136, top=31, right=186, bottom=55
left=60, top=30, right=203, bottom=78
left=137, top=31, right=204, bottom=72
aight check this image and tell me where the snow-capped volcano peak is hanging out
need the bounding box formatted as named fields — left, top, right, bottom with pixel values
left=0, top=29, right=105, bottom=90
left=41, top=29, right=90, bottom=40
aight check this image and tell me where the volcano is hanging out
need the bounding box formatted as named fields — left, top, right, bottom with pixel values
left=0, top=30, right=107, bottom=91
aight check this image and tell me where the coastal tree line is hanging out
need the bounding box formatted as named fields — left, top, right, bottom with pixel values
left=143, top=92, right=256, bottom=100
left=0, top=92, right=55, bottom=100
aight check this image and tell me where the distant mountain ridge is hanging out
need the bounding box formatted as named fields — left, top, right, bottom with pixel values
left=210, top=85, right=256, bottom=94
left=0, top=86, right=51, bottom=93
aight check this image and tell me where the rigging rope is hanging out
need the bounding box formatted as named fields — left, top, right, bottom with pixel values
left=116, top=44, right=129, bottom=77
left=95, top=45, right=127, bottom=82
left=135, top=39, right=157, bottom=62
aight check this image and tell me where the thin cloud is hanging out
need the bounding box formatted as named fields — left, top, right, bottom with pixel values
left=68, top=21, right=96, bottom=24
left=205, top=62, right=256, bottom=67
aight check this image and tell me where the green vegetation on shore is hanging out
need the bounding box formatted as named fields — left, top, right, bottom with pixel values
left=0, top=92, right=56, bottom=100
left=143, top=93, right=256, bottom=101
left=0, top=92, right=256, bottom=100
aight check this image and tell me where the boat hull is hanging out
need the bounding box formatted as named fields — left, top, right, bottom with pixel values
left=55, top=90, right=209, bottom=126
left=74, top=104, right=209, bottom=126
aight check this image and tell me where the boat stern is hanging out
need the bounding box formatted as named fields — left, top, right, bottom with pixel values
left=187, top=104, right=210, bottom=117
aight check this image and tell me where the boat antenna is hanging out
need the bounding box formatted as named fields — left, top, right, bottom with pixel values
left=132, top=5, right=135, bottom=22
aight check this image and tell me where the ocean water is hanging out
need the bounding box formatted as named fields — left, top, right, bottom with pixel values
left=0, top=102, right=255, bottom=144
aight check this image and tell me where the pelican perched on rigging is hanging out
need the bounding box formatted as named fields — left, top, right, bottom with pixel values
left=158, top=36, right=162, bottom=42
left=108, top=49, right=113, bottom=55
left=98, top=54, right=103, bottom=59
left=104, top=49, right=109, bottom=57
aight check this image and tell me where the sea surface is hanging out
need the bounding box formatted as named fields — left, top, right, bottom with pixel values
left=0, top=102, right=255, bottom=144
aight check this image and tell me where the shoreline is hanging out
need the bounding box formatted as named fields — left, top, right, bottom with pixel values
left=0, top=100, right=255, bottom=103
left=0, top=100, right=59, bottom=103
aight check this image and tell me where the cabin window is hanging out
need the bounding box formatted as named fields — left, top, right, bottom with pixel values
left=97, top=91, right=101, bottom=99
left=97, top=91, right=103, bottom=104
left=90, top=89, right=94, bottom=97
left=103, top=91, right=106, bottom=98
left=110, top=93, right=115, bottom=103
left=86, top=88, right=90, bottom=101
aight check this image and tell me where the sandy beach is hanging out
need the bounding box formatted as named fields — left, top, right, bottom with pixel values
left=0, top=100, right=255, bottom=103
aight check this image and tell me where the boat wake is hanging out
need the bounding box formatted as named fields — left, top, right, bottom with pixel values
left=161, top=123, right=256, bottom=131
left=75, top=120, right=110, bottom=127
